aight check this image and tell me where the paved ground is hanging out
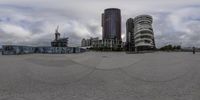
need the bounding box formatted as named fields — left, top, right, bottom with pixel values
left=0, top=52, right=200, bottom=100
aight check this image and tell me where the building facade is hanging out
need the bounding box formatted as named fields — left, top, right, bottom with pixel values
left=92, top=39, right=123, bottom=51
left=51, top=27, right=68, bottom=47
left=126, top=18, right=135, bottom=52
left=102, top=8, right=121, bottom=41
left=81, top=38, right=87, bottom=47
left=126, top=15, right=156, bottom=52
left=81, top=37, right=99, bottom=47
left=81, top=37, right=123, bottom=51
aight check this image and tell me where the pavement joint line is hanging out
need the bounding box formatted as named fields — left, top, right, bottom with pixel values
left=118, top=65, right=191, bottom=83
left=117, top=52, right=193, bottom=83
left=20, top=63, right=96, bottom=86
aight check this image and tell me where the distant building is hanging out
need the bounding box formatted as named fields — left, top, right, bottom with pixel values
left=51, top=26, right=68, bottom=47
left=81, top=37, right=99, bottom=47
left=81, top=37, right=123, bottom=51
left=126, top=15, right=156, bottom=52
left=81, top=38, right=87, bottom=47
left=101, top=8, right=122, bottom=50
left=92, top=39, right=123, bottom=50
left=81, top=38, right=91, bottom=47
left=134, top=15, right=155, bottom=51
left=126, top=18, right=135, bottom=52
left=102, top=8, right=121, bottom=41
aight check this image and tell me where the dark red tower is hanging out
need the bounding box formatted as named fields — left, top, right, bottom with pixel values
left=102, top=8, right=121, bottom=41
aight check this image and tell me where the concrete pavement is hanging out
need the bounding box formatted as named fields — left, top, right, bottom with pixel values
left=0, top=52, right=200, bottom=100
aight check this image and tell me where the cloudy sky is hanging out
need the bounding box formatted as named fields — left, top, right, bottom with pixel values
left=0, top=0, right=200, bottom=48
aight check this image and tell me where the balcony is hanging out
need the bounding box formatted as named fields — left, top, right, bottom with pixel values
left=135, top=38, right=153, bottom=43
left=135, top=42, right=154, bottom=47
left=135, top=29, right=153, bottom=35
left=135, top=33, right=153, bottom=39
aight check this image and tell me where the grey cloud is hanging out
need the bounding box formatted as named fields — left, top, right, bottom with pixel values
left=0, top=5, right=101, bottom=47
left=0, top=1, right=200, bottom=48
left=151, top=6, right=200, bottom=47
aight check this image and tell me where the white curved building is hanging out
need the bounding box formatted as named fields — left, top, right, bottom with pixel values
left=133, top=15, right=155, bottom=51
left=126, top=15, right=156, bottom=52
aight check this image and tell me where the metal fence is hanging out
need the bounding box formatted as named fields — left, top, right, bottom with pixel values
left=2, top=45, right=86, bottom=55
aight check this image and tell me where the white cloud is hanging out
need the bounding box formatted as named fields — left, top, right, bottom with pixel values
left=168, top=7, right=200, bottom=32
left=0, top=24, right=31, bottom=38
left=152, top=6, right=200, bottom=47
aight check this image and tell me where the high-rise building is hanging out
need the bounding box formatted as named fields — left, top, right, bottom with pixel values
left=102, top=8, right=121, bottom=41
left=126, top=18, right=135, bottom=51
left=126, top=15, right=156, bottom=52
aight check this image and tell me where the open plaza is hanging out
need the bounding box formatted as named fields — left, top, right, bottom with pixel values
left=0, top=52, right=200, bottom=100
